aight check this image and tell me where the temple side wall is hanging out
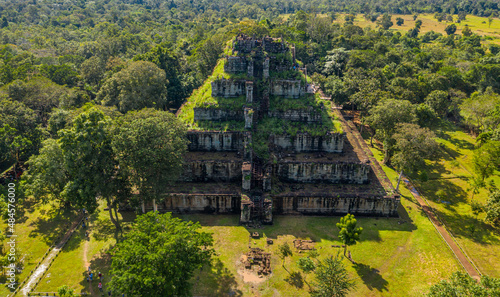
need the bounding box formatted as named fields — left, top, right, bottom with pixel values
left=181, top=161, right=243, bottom=182
left=163, top=194, right=241, bottom=213
left=277, top=162, right=370, bottom=184
left=187, top=131, right=243, bottom=151
left=193, top=108, right=244, bottom=121
left=272, top=133, right=345, bottom=153
left=272, top=196, right=399, bottom=217
left=267, top=109, right=322, bottom=122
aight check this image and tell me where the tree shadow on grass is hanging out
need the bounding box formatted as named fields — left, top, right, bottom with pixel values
left=353, top=263, right=388, bottom=292
left=28, top=206, right=77, bottom=245
left=285, top=271, right=304, bottom=289
left=194, top=258, right=243, bottom=297
left=82, top=251, right=113, bottom=295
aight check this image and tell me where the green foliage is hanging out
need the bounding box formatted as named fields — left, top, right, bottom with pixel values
left=98, top=61, right=168, bottom=113
left=112, top=108, right=187, bottom=207
left=311, top=253, right=355, bottom=297
left=485, top=191, right=500, bottom=226
left=108, top=212, right=214, bottom=296
left=278, top=242, right=293, bottom=267
left=425, top=90, right=450, bottom=117
left=391, top=123, right=438, bottom=176
left=57, top=285, right=76, bottom=297
left=427, top=271, right=500, bottom=296
left=472, top=140, right=500, bottom=182
left=297, top=257, right=316, bottom=274
left=444, top=24, right=457, bottom=35
left=336, top=213, right=363, bottom=259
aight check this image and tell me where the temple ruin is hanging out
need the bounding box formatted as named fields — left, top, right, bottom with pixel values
left=164, top=34, right=400, bottom=224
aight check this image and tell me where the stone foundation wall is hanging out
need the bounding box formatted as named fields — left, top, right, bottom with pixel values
left=164, top=194, right=241, bottom=213
left=187, top=131, right=243, bottom=151
left=193, top=108, right=244, bottom=121
left=270, top=80, right=304, bottom=98
left=181, top=161, right=243, bottom=182
left=211, top=79, right=246, bottom=97
left=271, top=133, right=345, bottom=153
left=277, top=162, right=370, bottom=184
left=267, top=109, right=322, bottom=122
left=272, top=195, right=399, bottom=217
left=224, top=56, right=247, bottom=73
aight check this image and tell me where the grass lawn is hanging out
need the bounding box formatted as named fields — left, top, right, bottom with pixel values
left=182, top=175, right=460, bottom=297
left=0, top=198, right=77, bottom=296
left=34, top=202, right=136, bottom=295
left=363, top=120, right=500, bottom=278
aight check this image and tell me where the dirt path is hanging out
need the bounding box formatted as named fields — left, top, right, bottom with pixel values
left=83, top=237, right=95, bottom=296
left=402, top=178, right=481, bottom=280
left=19, top=216, right=83, bottom=296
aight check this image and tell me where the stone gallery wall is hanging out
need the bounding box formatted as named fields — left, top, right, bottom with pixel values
left=272, top=195, right=399, bottom=217
left=271, top=133, right=345, bottom=153
left=163, top=194, right=241, bottom=213
left=277, top=162, right=370, bottom=184
left=181, top=161, right=243, bottom=182
left=211, top=78, right=246, bottom=97
left=224, top=56, right=248, bottom=73
left=193, top=108, right=244, bottom=121
left=267, top=109, right=322, bottom=122
left=270, top=80, right=304, bottom=98
left=187, top=131, right=244, bottom=151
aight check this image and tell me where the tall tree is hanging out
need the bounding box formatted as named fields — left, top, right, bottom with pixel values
left=485, top=191, right=500, bottom=227
left=108, top=212, right=213, bottom=296
left=59, top=106, right=123, bottom=228
left=98, top=61, right=168, bottom=113
left=392, top=123, right=438, bottom=191
left=366, top=99, right=417, bottom=163
left=336, top=214, right=362, bottom=262
left=112, top=108, right=187, bottom=212
left=311, top=254, right=355, bottom=297
left=278, top=242, right=293, bottom=269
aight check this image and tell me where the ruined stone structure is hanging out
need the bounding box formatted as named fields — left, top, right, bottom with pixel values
left=168, top=34, right=400, bottom=223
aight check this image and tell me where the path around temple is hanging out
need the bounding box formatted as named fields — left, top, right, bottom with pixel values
left=17, top=215, right=83, bottom=296
left=332, top=104, right=482, bottom=280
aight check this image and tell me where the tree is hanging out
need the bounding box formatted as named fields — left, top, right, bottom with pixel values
left=108, top=212, right=213, bottom=297
left=391, top=123, right=438, bottom=191
left=311, top=254, right=355, bottom=297
left=428, top=271, right=500, bottom=296
left=59, top=106, right=123, bottom=229
left=471, top=141, right=500, bottom=184
left=425, top=90, right=449, bottom=118
left=278, top=242, right=293, bottom=269
left=57, top=285, right=76, bottom=297
left=462, top=25, right=473, bottom=37
left=445, top=24, right=457, bottom=35
left=485, top=191, right=500, bottom=226
left=366, top=99, right=417, bottom=163
left=488, top=16, right=494, bottom=28
left=378, top=13, right=393, bottom=30
left=323, top=48, right=350, bottom=77
left=80, top=56, right=106, bottom=86
left=112, top=109, right=187, bottom=213
left=396, top=17, right=404, bottom=26
left=460, top=91, right=500, bottom=133
left=415, top=19, right=423, bottom=29
left=98, top=61, right=168, bottom=113
left=336, top=214, right=362, bottom=262
left=22, top=139, right=68, bottom=206
left=297, top=257, right=316, bottom=287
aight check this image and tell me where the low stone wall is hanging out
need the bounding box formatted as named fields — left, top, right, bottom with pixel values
left=193, top=108, right=244, bottom=121
left=211, top=78, right=246, bottom=97
left=163, top=194, right=241, bottom=213
left=267, top=109, right=322, bottom=122
left=181, top=161, right=242, bottom=182
left=271, top=133, right=345, bottom=153
left=270, top=80, right=304, bottom=98
left=272, top=195, right=399, bottom=217
left=187, top=131, right=243, bottom=151
left=277, top=162, right=370, bottom=184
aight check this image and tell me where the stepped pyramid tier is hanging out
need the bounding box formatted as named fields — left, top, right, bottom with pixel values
left=155, top=34, right=400, bottom=224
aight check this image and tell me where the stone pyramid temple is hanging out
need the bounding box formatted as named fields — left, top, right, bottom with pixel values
left=165, top=34, right=400, bottom=224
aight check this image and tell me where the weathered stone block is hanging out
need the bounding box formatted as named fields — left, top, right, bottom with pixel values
left=181, top=161, right=243, bottom=182
left=164, top=194, right=241, bottom=213
left=277, top=162, right=370, bottom=184
left=224, top=56, right=247, bottom=73
left=211, top=78, right=246, bottom=98
left=193, top=108, right=244, bottom=121
left=271, top=133, right=345, bottom=153
left=267, top=109, right=322, bottom=122
left=270, top=80, right=304, bottom=98
left=244, top=108, right=254, bottom=129
left=187, top=131, right=243, bottom=151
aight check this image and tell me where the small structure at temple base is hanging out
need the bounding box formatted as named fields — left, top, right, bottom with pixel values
left=242, top=248, right=272, bottom=275
left=294, top=239, right=315, bottom=252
